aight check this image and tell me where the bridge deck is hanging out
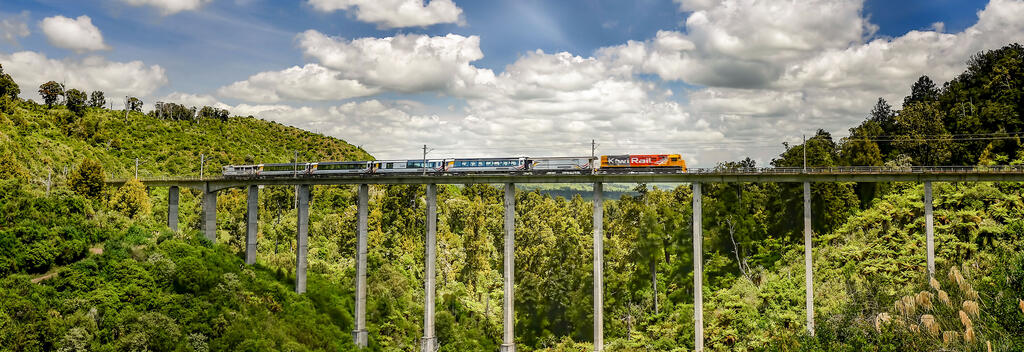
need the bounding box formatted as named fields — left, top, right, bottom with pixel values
left=108, top=166, right=1024, bottom=191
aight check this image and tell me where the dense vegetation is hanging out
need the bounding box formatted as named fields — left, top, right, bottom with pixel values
left=1, top=45, right=1024, bottom=351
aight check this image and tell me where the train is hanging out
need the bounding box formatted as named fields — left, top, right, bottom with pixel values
left=222, top=154, right=686, bottom=177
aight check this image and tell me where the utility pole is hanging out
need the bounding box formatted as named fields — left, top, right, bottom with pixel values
left=293, top=151, right=298, bottom=178
left=802, top=134, right=807, bottom=172
left=200, top=154, right=205, bottom=180
left=591, top=139, right=598, bottom=171
left=422, top=144, right=428, bottom=175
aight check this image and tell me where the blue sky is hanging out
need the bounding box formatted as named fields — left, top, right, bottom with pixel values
left=0, top=0, right=1016, bottom=165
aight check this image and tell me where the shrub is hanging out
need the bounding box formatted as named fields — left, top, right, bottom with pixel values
left=111, top=178, right=151, bottom=219
left=0, top=147, right=27, bottom=180
left=68, top=159, right=104, bottom=200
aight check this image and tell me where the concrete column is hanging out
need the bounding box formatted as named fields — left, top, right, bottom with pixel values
left=353, top=184, right=369, bottom=347
left=924, top=181, right=935, bottom=277
left=246, top=185, right=258, bottom=265
left=692, top=183, right=703, bottom=352
left=804, top=181, right=814, bottom=335
left=593, top=182, right=604, bottom=352
left=501, top=183, right=516, bottom=352
left=295, top=184, right=310, bottom=294
left=168, top=186, right=179, bottom=232
left=422, top=184, right=438, bottom=352
left=202, top=187, right=217, bottom=243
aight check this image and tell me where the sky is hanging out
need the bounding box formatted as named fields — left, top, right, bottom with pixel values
left=1, top=0, right=1019, bottom=167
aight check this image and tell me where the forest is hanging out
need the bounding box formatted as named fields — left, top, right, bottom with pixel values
left=0, top=44, right=1023, bottom=351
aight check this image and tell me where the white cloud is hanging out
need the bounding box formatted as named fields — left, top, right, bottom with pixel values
left=0, top=12, right=30, bottom=45
left=307, top=0, right=463, bottom=29
left=217, top=63, right=379, bottom=102
left=158, top=92, right=232, bottom=109
left=602, top=0, right=875, bottom=88
left=120, top=0, right=213, bottom=15
left=39, top=15, right=109, bottom=53
left=0, top=51, right=167, bottom=101
left=297, top=30, right=493, bottom=93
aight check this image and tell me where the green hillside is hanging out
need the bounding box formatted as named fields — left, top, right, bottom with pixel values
left=0, top=99, right=372, bottom=182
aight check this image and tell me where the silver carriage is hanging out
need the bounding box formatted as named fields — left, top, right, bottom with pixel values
left=310, top=161, right=372, bottom=175
left=223, top=164, right=260, bottom=177
left=528, top=156, right=594, bottom=173
left=259, top=163, right=312, bottom=176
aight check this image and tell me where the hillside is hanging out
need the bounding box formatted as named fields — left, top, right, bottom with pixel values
left=0, top=99, right=372, bottom=182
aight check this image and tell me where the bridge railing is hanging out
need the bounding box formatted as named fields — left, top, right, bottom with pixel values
left=107, top=165, right=1024, bottom=184
left=690, top=165, right=1024, bottom=174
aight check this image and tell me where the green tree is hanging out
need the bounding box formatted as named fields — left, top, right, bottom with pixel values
left=69, top=158, right=105, bottom=199
left=0, top=64, right=19, bottom=99
left=127, top=96, right=143, bottom=112
left=89, top=91, right=105, bottom=108
left=111, top=178, right=151, bottom=219
left=38, top=81, right=64, bottom=108
left=893, top=102, right=952, bottom=165
left=199, top=106, right=229, bottom=121
left=903, top=75, right=940, bottom=107
left=65, top=88, right=87, bottom=116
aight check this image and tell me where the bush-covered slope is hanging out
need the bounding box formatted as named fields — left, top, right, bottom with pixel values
left=0, top=99, right=372, bottom=181
left=0, top=180, right=357, bottom=351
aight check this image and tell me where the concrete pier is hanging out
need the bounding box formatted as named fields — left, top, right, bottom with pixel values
left=422, top=184, right=438, bottom=352
left=692, top=183, right=703, bottom=352
left=246, top=185, right=258, bottom=265
left=593, top=182, right=604, bottom=352
left=804, top=182, right=814, bottom=335
left=353, top=184, right=369, bottom=347
left=202, top=188, right=217, bottom=243
left=295, top=185, right=310, bottom=294
left=501, top=183, right=516, bottom=352
left=168, top=186, right=179, bottom=232
left=924, top=181, right=934, bottom=277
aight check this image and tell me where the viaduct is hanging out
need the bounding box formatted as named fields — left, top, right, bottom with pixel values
left=108, top=166, right=1024, bottom=351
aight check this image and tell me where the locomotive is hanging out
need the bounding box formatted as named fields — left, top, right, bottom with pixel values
left=223, top=154, right=686, bottom=177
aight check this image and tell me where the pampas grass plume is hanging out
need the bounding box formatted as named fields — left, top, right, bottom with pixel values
left=959, top=310, right=972, bottom=329
left=963, top=300, right=979, bottom=318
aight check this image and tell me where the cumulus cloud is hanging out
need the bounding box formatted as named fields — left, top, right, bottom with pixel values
left=0, top=51, right=167, bottom=101
left=297, top=30, right=493, bottom=93
left=602, top=0, right=874, bottom=88
left=217, top=63, right=379, bottom=102
left=0, top=12, right=30, bottom=45
left=307, top=0, right=463, bottom=28
left=39, top=15, right=109, bottom=53
left=120, top=0, right=213, bottom=15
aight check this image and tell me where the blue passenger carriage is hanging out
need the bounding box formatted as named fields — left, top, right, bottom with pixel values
left=446, top=157, right=528, bottom=173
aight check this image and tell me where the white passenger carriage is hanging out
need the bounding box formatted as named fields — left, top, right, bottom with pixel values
left=372, top=159, right=446, bottom=173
